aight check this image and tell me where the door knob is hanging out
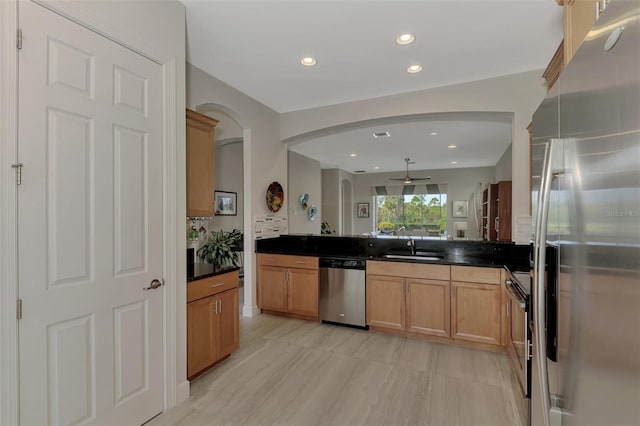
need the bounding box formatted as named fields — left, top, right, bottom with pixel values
left=143, top=279, right=163, bottom=291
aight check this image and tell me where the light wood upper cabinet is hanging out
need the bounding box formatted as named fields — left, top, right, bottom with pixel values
left=187, top=270, right=239, bottom=380
left=366, top=275, right=405, bottom=331
left=186, top=109, right=218, bottom=218
left=406, top=278, right=451, bottom=338
left=564, top=0, right=598, bottom=66
left=257, top=254, right=319, bottom=320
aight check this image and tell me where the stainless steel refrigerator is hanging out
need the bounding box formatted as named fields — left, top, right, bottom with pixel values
left=530, top=1, right=640, bottom=425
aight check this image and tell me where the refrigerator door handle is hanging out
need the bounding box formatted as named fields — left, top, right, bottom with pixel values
left=533, top=139, right=559, bottom=426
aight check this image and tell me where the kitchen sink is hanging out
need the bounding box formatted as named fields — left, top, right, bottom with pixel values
left=382, top=253, right=444, bottom=262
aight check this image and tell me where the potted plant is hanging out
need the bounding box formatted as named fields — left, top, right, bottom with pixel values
left=197, top=228, right=243, bottom=267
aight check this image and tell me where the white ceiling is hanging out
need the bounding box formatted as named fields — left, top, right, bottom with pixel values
left=288, top=112, right=513, bottom=173
left=181, top=0, right=563, bottom=172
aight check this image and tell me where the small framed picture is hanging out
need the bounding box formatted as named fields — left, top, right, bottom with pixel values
left=452, top=200, right=468, bottom=218
left=214, top=191, right=237, bottom=216
left=357, top=202, right=370, bottom=218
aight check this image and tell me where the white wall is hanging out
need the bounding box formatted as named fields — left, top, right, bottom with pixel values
left=213, top=141, right=244, bottom=232
left=321, top=169, right=356, bottom=235
left=281, top=71, right=547, bottom=243
left=187, top=63, right=285, bottom=319
left=198, top=105, right=243, bottom=143
left=288, top=151, right=321, bottom=234
left=495, top=144, right=513, bottom=182
left=352, top=166, right=496, bottom=239
left=321, top=169, right=340, bottom=234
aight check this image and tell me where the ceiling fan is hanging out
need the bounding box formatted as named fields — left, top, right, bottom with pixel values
left=387, top=158, right=431, bottom=184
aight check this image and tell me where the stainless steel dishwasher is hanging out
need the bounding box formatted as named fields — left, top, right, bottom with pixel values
left=319, top=257, right=367, bottom=329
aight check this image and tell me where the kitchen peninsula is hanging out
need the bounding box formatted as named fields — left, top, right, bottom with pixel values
left=256, top=234, right=529, bottom=352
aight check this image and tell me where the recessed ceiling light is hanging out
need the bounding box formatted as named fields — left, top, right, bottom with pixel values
left=300, top=57, right=317, bottom=67
left=374, top=166, right=380, bottom=170
left=451, top=161, right=458, bottom=164
left=448, top=145, right=457, bottom=149
left=395, top=33, right=415, bottom=45
left=407, top=65, right=423, bottom=73
left=430, top=132, right=438, bottom=136
left=373, top=131, right=390, bottom=138
left=349, top=153, right=357, bottom=157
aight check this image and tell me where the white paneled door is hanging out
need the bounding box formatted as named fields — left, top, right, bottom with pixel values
left=18, top=2, right=164, bottom=425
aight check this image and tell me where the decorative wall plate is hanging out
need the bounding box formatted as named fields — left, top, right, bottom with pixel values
left=266, top=181, right=284, bottom=212
left=308, top=205, right=317, bottom=221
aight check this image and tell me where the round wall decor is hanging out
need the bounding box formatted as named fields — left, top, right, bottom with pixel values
left=266, top=181, right=284, bottom=212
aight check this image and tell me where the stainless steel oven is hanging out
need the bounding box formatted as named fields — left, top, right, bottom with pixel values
left=506, top=271, right=532, bottom=426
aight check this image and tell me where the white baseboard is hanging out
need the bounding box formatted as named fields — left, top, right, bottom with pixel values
left=176, top=380, right=190, bottom=405
left=242, top=304, right=260, bottom=318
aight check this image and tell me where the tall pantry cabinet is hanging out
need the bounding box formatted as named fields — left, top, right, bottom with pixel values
left=482, top=181, right=512, bottom=242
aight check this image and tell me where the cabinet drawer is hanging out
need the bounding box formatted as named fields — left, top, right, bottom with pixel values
left=450, top=266, right=501, bottom=285
left=188, top=270, right=239, bottom=303
left=257, top=253, right=318, bottom=270
left=367, top=260, right=450, bottom=281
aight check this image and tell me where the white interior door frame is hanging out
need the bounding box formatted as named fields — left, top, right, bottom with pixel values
left=0, top=1, right=185, bottom=424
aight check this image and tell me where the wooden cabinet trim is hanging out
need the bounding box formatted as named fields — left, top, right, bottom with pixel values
left=187, top=270, right=239, bottom=303
left=257, top=253, right=319, bottom=270
left=451, top=265, right=501, bottom=285
left=366, top=261, right=450, bottom=281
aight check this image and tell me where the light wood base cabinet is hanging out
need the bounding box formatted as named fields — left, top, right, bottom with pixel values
left=367, top=262, right=505, bottom=351
left=451, top=282, right=501, bottom=345
left=187, top=271, right=239, bottom=380
left=450, top=266, right=502, bottom=346
left=257, top=254, right=319, bottom=321
left=366, top=275, right=405, bottom=330
left=366, top=261, right=451, bottom=338
left=406, top=278, right=451, bottom=338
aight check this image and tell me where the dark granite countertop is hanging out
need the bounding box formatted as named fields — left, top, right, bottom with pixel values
left=187, top=263, right=240, bottom=283
left=255, top=235, right=530, bottom=273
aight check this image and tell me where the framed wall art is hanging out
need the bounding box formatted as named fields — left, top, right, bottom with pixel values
left=214, top=191, right=237, bottom=216
left=357, top=202, right=370, bottom=218
left=452, top=200, right=468, bottom=218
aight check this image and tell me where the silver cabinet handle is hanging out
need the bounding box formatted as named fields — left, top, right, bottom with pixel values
left=213, top=299, right=218, bottom=314
left=143, top=279, right=163, bottom=291
left=211, top=283, right=224, bottom=287
left=296, top=261, right=307, bottom=264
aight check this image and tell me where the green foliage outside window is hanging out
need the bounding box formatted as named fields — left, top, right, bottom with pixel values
left=375, top=194, right=447, bottom=233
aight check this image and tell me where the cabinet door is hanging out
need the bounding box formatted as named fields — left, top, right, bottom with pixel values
left=496, top=180, right=512, bottom=242
left=258, top=266, right=287, bottom=312
left=216, top=288, right=239, bottom=360
left=564, top=0, right=597, bottom=65
left=366, top=275, right=405, bottom=331
left=186, top=109, right=217, bottom=217
left=451, top=281, right=501, bottom=345
left=406, top=278, right=450, bottom=338
left=287, top=268, right=319, bottom=317
left=187, top=296, right=216, bottom=378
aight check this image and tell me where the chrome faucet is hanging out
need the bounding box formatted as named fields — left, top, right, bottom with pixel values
left=406, top=238, right=416, bottom=255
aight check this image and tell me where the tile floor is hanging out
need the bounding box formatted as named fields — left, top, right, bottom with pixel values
left=148, top=314, right=523, bottom=426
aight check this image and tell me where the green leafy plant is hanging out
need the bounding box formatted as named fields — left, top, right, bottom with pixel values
left=378, top=221, right=395, bottom=231
left=197, top=228, right=242, bottom=266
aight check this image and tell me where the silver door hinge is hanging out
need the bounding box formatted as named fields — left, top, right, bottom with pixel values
left=17, top=29, right=22, bottom=50
left=11, top=163, right=23, bottom=185
left=17, top=299, right=22, bottom=320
